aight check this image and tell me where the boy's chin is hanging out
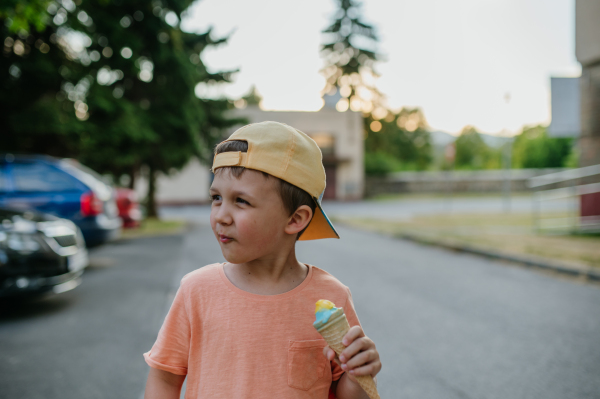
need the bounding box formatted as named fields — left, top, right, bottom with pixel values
left=220, top=249, right=251, bottom=265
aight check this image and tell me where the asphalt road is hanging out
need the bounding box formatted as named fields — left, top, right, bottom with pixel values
left=1, top=223, right=599, bottom=399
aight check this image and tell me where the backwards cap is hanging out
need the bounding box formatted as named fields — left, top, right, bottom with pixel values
left=212, top=121, right=339, bottom=241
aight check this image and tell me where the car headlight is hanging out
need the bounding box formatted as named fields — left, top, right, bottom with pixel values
left=6, top=232, right=41, bottom=254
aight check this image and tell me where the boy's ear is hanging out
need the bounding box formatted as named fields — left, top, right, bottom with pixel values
left=284, top=205, right=313, bottom=236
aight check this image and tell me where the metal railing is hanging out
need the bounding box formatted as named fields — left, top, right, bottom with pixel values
left=528, top=164, right=600, bottom=234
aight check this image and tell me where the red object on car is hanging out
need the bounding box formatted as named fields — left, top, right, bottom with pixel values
left=116, top=188, right=142, bottom=228
left=80, top=191, right=104, bottom=216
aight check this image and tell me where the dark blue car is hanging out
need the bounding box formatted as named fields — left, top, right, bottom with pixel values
left=0, top=154, right=122, bottom=246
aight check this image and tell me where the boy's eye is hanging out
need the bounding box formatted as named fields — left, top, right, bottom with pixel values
left=211, top=195, right=221, bottom=202
left=236, top=197, right=250, bottom=205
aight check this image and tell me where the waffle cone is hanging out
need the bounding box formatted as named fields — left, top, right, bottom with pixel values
left=316, top=313, right=380, bottom=399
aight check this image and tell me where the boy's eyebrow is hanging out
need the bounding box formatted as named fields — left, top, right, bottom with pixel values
left=230, top=189, right=256, bottom=200
left=209, top=186, right=257, bottom=200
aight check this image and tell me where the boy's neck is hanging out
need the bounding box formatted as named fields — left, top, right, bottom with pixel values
left=223, top=245, right=309, bottom=296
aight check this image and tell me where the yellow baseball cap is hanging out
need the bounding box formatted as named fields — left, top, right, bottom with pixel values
left=211, top=121, right=340, bottom=241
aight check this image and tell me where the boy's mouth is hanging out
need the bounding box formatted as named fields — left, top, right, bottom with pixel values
left=218, top=234, right=233, bottom=243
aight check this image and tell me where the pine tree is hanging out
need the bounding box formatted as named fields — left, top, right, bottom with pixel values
left=320, top=0, right=382, bottom=115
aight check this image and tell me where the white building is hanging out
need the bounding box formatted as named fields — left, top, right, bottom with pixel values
left=137, top=103, right=365, bottom=204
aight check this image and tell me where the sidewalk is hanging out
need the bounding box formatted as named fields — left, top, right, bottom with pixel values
left=335, top=212, right=600, bottom=282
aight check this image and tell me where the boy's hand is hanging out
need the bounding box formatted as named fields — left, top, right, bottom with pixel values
left=323, top=325, right=381, bottom=381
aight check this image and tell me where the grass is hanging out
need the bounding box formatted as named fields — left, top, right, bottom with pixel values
left=120, top=218, right=187, bottom=239
left=335, top=212, right=600, bottom=268
left=366, top=192, right=532, bottom=202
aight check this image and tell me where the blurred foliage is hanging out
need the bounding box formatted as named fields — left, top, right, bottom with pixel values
left=365, top=108, right=432, bottom=175
left=0, top=0, right=53, bottom=33
left=320, top=0, right=382, bottom=113
left=364, top=152, right=401, bottom=176
left=563, top=146, right=579, bottom=168
left=453, top=126, right=501, bottom=170
left=231, top=85, right=262, bottom=109
left=1, top=0, right=240, bottom=217
left=242, top=84, right=262, bottom=106
left=511, top=125, right=574, bottom=169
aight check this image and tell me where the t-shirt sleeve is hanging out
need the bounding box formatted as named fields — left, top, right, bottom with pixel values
left=143, top=279, right=191, bottom=375
left=331, top=286, right=362, bottom=381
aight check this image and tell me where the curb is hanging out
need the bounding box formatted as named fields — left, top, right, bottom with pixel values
left=395, top=233, right=600, bottom=282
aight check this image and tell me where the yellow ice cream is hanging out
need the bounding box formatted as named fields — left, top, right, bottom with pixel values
left=314, top=299, right=343, bottom=329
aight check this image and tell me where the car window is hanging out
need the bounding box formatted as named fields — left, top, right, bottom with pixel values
left=12, top=162, right=82, bottom=192
left=60, top=160, right=113, bottom=200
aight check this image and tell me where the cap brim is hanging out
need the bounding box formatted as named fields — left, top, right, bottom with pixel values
left=298, top=198, right=340, bottom=241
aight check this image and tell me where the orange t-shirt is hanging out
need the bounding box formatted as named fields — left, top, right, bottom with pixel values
left=144, top=263, right=361, bottom=398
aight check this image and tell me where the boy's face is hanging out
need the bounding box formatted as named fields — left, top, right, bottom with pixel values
left=209, top=169, right=291, bottom=264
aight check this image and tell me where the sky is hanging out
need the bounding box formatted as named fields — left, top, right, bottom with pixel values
left=181, top=0, right=581, bottom=136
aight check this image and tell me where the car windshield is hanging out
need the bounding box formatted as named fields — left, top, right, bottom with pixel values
left=59, top=159, right=113, bottom=200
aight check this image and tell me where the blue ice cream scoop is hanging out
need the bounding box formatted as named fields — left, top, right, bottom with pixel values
left=313, top=299, right=344, bottom=330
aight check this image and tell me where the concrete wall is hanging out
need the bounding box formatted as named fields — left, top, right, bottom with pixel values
left=576, top=0, right=600, bottom=65
left=134, top=159, right=211, bottom=205
left=365, top=169, right=567, bottom=197
left=579, top=64, right=600, bottom=167
left=576, top=0, right=600, bottom=167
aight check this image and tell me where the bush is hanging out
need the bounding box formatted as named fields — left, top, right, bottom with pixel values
left=365, top=152, right=402, bottom=176
left=512, top=125, right=574, bottom=168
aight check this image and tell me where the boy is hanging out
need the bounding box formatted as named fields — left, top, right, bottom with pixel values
left=144, top=121, right=381, bottom=398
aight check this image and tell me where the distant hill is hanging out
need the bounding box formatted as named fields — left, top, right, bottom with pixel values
left=479, top=133, right=511, bottom=148
left=429, top=130, right=511, bottom=148
left=429, top=130, right=456, bottom=147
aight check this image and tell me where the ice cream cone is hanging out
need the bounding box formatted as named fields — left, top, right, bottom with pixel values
left=316, top=313, right=380, bottom=399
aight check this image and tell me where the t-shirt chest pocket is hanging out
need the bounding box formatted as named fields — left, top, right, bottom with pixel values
left=287, top=339, right=329, bottom=390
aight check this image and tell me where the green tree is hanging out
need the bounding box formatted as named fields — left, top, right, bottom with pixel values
left=242, top=85, right=262, bottom=106
left=1, top=2, right=86, bottom=157
left=232, top=85, right=262, bottom=109
left=2, top=0, right=239, bottom=217
left=364, top=108, right=432, bottom=175
left=320, top=0, right=382, bottom=114
left=1, top=0, right=53, bottom=33
left=73, top=0, right=239, bottom=216
left=511, top=125, right=573, bottom=169
left=454, top=126, right=500, bottom=169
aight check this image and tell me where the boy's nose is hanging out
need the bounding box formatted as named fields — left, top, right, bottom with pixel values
left=213, top=203, right=233, bottom=226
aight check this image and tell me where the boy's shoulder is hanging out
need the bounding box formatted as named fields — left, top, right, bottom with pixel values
left=308, top=265, right=350, bottom=293
left=180, top=263, right=222, bottom=289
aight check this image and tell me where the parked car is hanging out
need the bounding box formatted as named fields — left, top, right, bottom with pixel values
left=0, top=154, right=122, bottom=246
left=0, top=207, right=88, bottom=298
left=116, top=188, right=142, bottom=228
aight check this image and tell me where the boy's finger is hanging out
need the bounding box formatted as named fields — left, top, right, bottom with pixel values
left=322, top=346, right=334, bottom=361
left=322, top=346, right=341, bottom=365
left=342, top=326, right=365, bottom=347
left=344, top=349, right=375, bottom=370
left=348, top=361, right=380, bottom=378
left=340, top=337, right=371, bottom=363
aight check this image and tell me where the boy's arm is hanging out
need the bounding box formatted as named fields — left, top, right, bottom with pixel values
left=144, top=368, right=186, bottom=399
